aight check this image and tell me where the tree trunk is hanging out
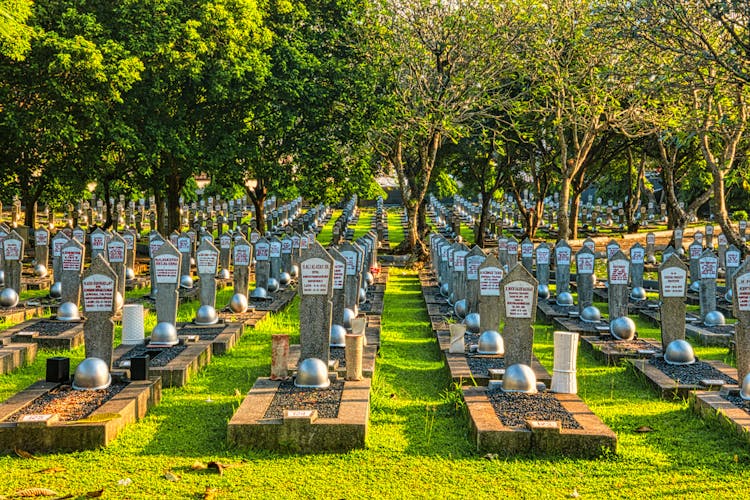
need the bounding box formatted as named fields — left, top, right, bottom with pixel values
left=569, top=190, right=581, bottom=240
left=22, top=192, right=38, bottom=229
left=165, top=168, right=183, bottom=235
left=711, top=167, right=745, bottom=250
left=476, top=192, right=491, bottom=247
left=246, top=181, right=267, bottom=234
left=103, top=180, right=113, bottom=230
left=557, top=175, right=571, bottom=240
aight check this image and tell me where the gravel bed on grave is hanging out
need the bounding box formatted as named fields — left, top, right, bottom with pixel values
left=18, top=320, right=80, bottom=337
left=177, top=326, right=226, bottom=340
left=649, top=357, right=737, bottom=385
left=487, top=389, right=582, bottom=429
left=466, top=355, right=504, bottom=376
left=330, top=347, right=346, bottom=368
left=593, top=335, right=659, bottom=352
left=264, top=379, right=344, bottom=419
left=4, top=383, right=127, bottom=422
left=117, top=345, right=188, bottom=367
left=545, top=301, right=576, bottom=315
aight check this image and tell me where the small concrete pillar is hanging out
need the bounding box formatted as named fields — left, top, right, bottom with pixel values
left=449, top=323, right=466, bottom=354
left=551, top=331, right=578, bottom=394
left=270, top=334, right=289, bottom=380
left=345, top=334, right=363, bottom=381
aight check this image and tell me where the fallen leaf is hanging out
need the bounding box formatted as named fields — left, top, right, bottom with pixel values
left=164, top=471, right=180, bottom=482
left=634, top=426, right=654, bottom=433
left=55, top=495, right=74, bottom=499
left=14, top=447, right=37, bottom=460
left=569, top=488, right=580, bottom=498
left=117, top=478, right=133, bottom=486
left=204, top=486, right=219, bottom=500
left=86, top=489, right=105, bottom=497
left=35, top=467, right=65, bottom=474
left=483, top=453, right=498, bottom=461
left=14, top=488, right=58, bottom=497
left=191, top=461, right=208, bottom=470
left=207, top=462, right=226, bottom=475
left=234, top=388, right=242, bottom=397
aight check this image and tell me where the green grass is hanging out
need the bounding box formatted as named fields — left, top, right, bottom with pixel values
left=314, top=209, right=342, bottom=247
left=386, top=207, right=405, bottom=247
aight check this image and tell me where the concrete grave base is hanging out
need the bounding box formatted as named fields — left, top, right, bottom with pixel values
left=125, top=276, right=151, bottom=291
left=2, top=318, right=85, bottom=350
left=228, top=377, right=370, bottom=453
left=685, top=323, right=734, bottom=346
left=554, top=316, right=609, bottom=335
left=250, top=288, right=297, bottom=312
left=690, top=387, right=750, bottom=444
left=365, top=315, right=381, bottom=348
left=288, top=343, right=378, bottom=378
left=464, top=387, right=617, bottom=457
left=0, top=376, right=161, bottom=453
left=113, top=339, right=212, bottom=388
left=628, top=358, right=737, bottom=400
left=0, top=306, right=45, bottom=326
left=445, top=352, right=551, bottom=387
left=177, top=321, right=244, bottom=356
left=20, top=276, right=52, bottom=291
left=0, top=342, right=37, bottom=375
left=536, top=301, right=576, bottom=325
left=580, top=336, right=662, bottom=366
left=218, top=309, right=269, bottom=328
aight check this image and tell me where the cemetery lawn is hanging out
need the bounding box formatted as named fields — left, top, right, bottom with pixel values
left=1, top=269, right=750, bottom=498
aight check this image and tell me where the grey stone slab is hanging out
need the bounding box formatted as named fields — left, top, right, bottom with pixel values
left=60, top=237, right=85, bottom=306
left=659, top=254, right=688, bottom=350
left=465, top=246, right=485, bottom=315
left=81, top=254, right=118, bottom=367
left=3, top=230, right=24, bottom=293
left=629, top=242, right=645, bottom=289
left=500, top=263, right=538, bottom=368
left=233, top=236, right=252, bottom=297
left=106, top=232, right=127, bottom=301
left=607, top=250, right=630, bottom=320
left=478, top=254, right=504, bottom=334
left=554, top=240, right=572, bottom=294
left=196, top=238, right=219, bottom=307
left=732, top=260, right=750, bottom=381
left=299, top=239, right=334, bottom=366
left=575, top=245, right=595, bottom=314
left=698, top=249, right=718, bottom=321
left=153, top=241, right=181, bottom=325
left=535, top=242, right=550, bottom=286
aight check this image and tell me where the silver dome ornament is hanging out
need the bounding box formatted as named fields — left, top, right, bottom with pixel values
left=330, top=324, right=347, bottom=347
left=0, top=288, right=19, bottom=308
left=250, top=287, right=268, bottom=299
left=295, top=358, right=330, bottom=388
left=609, top=316, right=636, bottom=341
left=289, top=265, right=299, bottom=278
left=195, top=305, right=219, bottom=325
left=689, top=280, right=701, bottom=293
left=440, top=283, right=449, bottom=298
left=229, top=293, right=249, bottom=313
left=556, top=292, right=574, bottom=307
left=279, top=272, right=291, bottom=286
left=190, top=257, right=196, bottom=266
left=150, top=322, right=179, bottom=346
left=34, top=264, right=48, bottom=278
left=364, top=272, right=375, bottom=286
left=647, top=255, right=657, bottom=265
left=664, top=339, right=696, bottom=365
left=49, top=281, right=62, bottom=299
left=537, top=284, right=550, bottom=300
left=477, top=330, right=504, bottom=355
left=57, top=302, right=81, bottom=321
left=677, top=248, right=685, bottom=257
left=704, top=310, right=726, bottom=327
left=464, top=312, right=481, bottom=334
left=591, top=273, right=598, bottom=287
left=502, top=364, right=538, bottom=394
left=343, top=308, right=356, bottom=329
left=359, top=287, right=367, bottom=304
left=114, top=291, right=124, bottom=311
left=454, top=299, right=467, bottom=319
left=267, top=277, right=280, bottom=293
left=448, top=292, right=456, bottom=307
left=217, top=268, right=230, bottom=280
left=740, top=373, right=750, bottom=400
left=125, top=267, right=136, bottom=280
left=725, top=288, right=733, bottom=303
left=580, top=305, right=602, bottom=323
left=180, top=275, right=194, bottom=289
left=0, top=269, right=4, bottom=286
left=72, top=357, right=111, bottom=391
left=630, top=286, right=647, bottom=301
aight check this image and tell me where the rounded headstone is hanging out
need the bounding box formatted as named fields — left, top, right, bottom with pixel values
left=664, top=339, right=696, bottom=365
left=72, top=357, right=111, bottom=391
left=295, top=358, right=330, bottom=388
left=610, top=316, right=636, bottom=341
left=477, top=330, right=504, bottom=355
left=502, top=364, right=537, bottom=393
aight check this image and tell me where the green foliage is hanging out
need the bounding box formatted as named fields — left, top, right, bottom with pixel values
left=733, top=211, right=748, bottom=222
left=0, top=0, right=32, bottom=60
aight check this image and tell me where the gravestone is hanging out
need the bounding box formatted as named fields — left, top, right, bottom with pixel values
left=106, top=232, right=127, bottom=305
left=659, top=254, right=688, bottom=350
left=646, top=233, right=656, bottom=263
left=732, top=259, right=750, bottom=381
left=219, top=232, right=232, bottom=273
left=73, top=226, right=85, bottom=243
left=281, top=235, right=293, bottom=274
left=34, top=227, right=50, bottom=271
left=606, top=240, right=620, bottom=262
left=726, top=245, right=742, bottom=293
left=3, top=231, right=24, bottom=293
left=233, top=236, right=252, bottom=297
left=607, top=250, right=630, bottom=320
left=298, top=240, right=334, bottom=366
left=51, top=231, right=70, bottom=283
left=629, top=242, right=645, bottom=289
left=506, top=236, right=519, bottom=269
left=81, top=255, right=118, bottom=367
left=90, top=228, right=108, bottom=261
left=554, top=240, right=572, bottom=294
left=501, top=264, right=538, bottom=368
left=478, top=254, right=504, bottom=334
left=520, top=237, right=534, bottom=272
left=152, top=242, right=181, bottom=325
left=497, top=237, right=508, bottom=268
left=575, top=245, right=596, bottom=314
left=674, top=228, right=684, bottom=254
left=698, top=249, right=718, bottom=322
left=688, top=240, right=703, bottom=285
left=60, top=237, right=85, bottom=306
left=254, top=237, right=271, bottom=291
left=718, top=233, right=728, bottom=269
left=340, top=241, right=362, bottom=312
left=122, top=230, right=136, bottom=276
left=329, top=247, right=347, bottom=328
left=452, top=243, right=469, bottom=303
left=196, top=239, right=219, bottom=307
left=535, top=242, right=551, bottom=287
left=177, top=232, right=193, bottom=279
left=465, top=246, right=486, bottom=315
left=662, top=245, right=676, bottom=263
left=583, top=237, right=596, bottom=253
left=269, top=236, right=282, bottom=282
left=705, top=225, right=714, bottom=249
left=740, top=220, right=747, bottom=242
left=148, top=232, right=166, bottom=299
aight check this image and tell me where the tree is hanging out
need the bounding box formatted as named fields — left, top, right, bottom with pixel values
left=0, top=0, right=32, bottom=60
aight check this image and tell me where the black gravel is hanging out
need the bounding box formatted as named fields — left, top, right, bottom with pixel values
left=466, top=355, right=504, bottom=377
left=649, top=357, right=737, bottom=385
left=178, top=326, right=225, bottom=340
left=722, top=394, right=750, bottom=414
left=5, top=383, right=126, bottom=422
left=487, top=389, right=582, bottom=429
left=330, top=347, right=346, bottom=368
left=117, top=345, right=188, bottom=367
left=264, top=379, right=344, bottom=419
left=21, top=320, right=79, bottom=337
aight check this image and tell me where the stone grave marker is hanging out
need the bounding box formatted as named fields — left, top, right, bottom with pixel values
left=148, top=232, right=166, bottom=298
left=60, top=237, right=85, bottom=306
left=329, top=247, right=347, bottom=328
left=233, top=235, right=252, bottom=297
left=535, top=242, right=550, bottom=287
left=465, top=246, right=486, bottom=315
left=607, top=250, right=630, bottom=320
left=250, top=229, right=261, bottom=257
left=269, top=236, right=282, bottom=282
left=196, top=239, right=219, bottom=307
left=291, top=232, right=301, bottom=266
left=507, top=236, right=519, bottom=269
left=732, top=259, right=750, bottom=381
left=90, top=228, right=108, bottom=261
left=718, top=233, right=728, bottom=269
left=340, top=241, right=362, bottom=312
left=583, top=237, right=596, bottom=253
left=606, top=240, right=620, bottom=262
left=497, top=237, right=508, bottom=267
left=726, top=245, right=742, bottom=292
left=122, top=230, right=136, bottom=275
left=254, top=237, right=271, bottom=291
left=177, top=232, right=192, bottom=279
left=554, top=240, right=572, bottom=294
left=659, top=254, right=688, bottom=350
left=740, top=220, right=747, bottom=241
left=72, top=226, right=85, bottom=243
left=169, top=230, right=179, bottom=247
left=452, top=243, right=469, bottom=303
left=3, top=230, right=24, bottom=292
left=646, top=233, right=656, bottom=263
left=705, top=225, right=714, bottom=249
left=501, top=264, right=538, bottom=368
left=281, top=235, right=293, bottom=274
left=688, top=240, right=703, bottom=285
left=219, top=232, right=232, bottom=273
left=662, top=245, right=676, bottom=263
left=629, top=242, right=645, bottom=289
left=51, top=231, right=70, bottom=281
left=698, top=249, right=718, bottom=322
left=674, top=227, right=684, bottom=254
left=106, top=232, right=127, bottom=304
left=575, top=245, right=596, bottom=314
left=81, top=255, right=118, bottom=367
left=520, top=237, right=534, bottom=272
left=298, top=240, right=334, bottom=366
left=153, top=242, right=181, bottom=325
left=35, top=227, right=50, bottom=271
left=478, top=254, right=504, bottom=334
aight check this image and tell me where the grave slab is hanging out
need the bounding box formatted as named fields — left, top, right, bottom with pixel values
left=112, top=340, right=212, bottom=388
left=0, top=342, right=38, bottom=375
left=176, top=321, right=244, bottom=356
left=689, top=387, right=750, bottom=445
left=579, top=336, right=662, bottom=366
left=3, top=319, right=85, bottom=350
left=444, top=352, right=551, bottom=387
left=628, top=357, right=737, bottom=400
